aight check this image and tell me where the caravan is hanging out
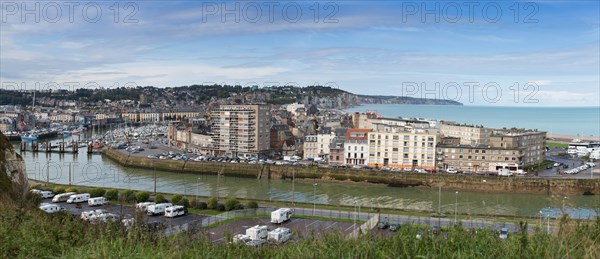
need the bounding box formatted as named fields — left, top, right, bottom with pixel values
left=267, top=227, right=292, bottom=243
left=271, top=208, right=293, bottom=224
left=164, top=205, right=188, bottom=218
left=52, top=192, right=76, bottom=203
left=88, top=197, right=107, bottom=206
left=67, top=193, right=91, bottom=203
left=146, top=203, right=173, bottom=216
left=246, top=225, right=268, bottom=240
left=39, top=204, right=63, bottom=214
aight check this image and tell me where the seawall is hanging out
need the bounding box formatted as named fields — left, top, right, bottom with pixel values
left=103, top=149, right=600, bottom=196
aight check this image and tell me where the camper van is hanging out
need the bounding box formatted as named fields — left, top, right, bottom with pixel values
left=39, top=204, right=63, bottom=214
left=246, top=225, right=268, bottom=240
left=67, top=193, right=91, bottom=204
left=81, top=209, right=107, bottom=221
left=135, top=202, right=156, bottom=211
left=164, top=205, right=188, bottom=218
left=498, top=168, right=513, bottom=177
left=39, top=191, right=55, bottom=199
left=146, top=203, right=173, bottom=216
left=271, top=208, right=293, bottom=224
left=232, top=234, right=252, bottom=244
left=52, top=192, right=76, bottom=203
left=88, top=197, right=107, bottom=206
left=267, top=227, right=292, bottom=243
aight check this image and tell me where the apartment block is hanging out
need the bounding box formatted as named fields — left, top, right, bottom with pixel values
left=344, top=128, right=370, bottom=165
left=440, top=122, right=491, bottom=146
left=303, top=135, right=318, bottom=160
left=437, top=130, right=546, bottom=174
left=211, top=104, right=271, bottom=157
left=367, top=124, right=437, bottom=170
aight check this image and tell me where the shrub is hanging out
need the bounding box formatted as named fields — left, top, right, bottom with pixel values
left=171, top=195, right=183, bottom=205
left=90, top=188, right=106, bottom=198
left=246, top=201, right=258, bottom=209
left=193, top=201, right=207, bottom=210
left=120, top=190, right=135, bottom=202
left=65, top=187, right=78, bottom=193
left=135, top=191, right=150, bottom=202
left=105, top=189, right=118, bottom=200
left=216, top=203, right=225, bottom=212
left=207, top=197, right=218, bottom=210
left=52, top=186, right=65, bottom=194
left=177, top=198, right=190, bottom=208
left=225, top=198, right=241, bottom=211
left=155, top=194, right=167, bottom=203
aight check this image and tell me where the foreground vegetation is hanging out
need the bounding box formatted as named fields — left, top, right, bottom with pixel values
left=1, top=193, right=599, bottom=258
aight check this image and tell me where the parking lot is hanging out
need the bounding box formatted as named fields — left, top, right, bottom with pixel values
left=206, top=217, right=356, bottom=244
left=40, top=197, right=209, bottom=233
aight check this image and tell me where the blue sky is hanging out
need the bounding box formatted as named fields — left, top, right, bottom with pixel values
left=1, top=1, right=599, bottom=106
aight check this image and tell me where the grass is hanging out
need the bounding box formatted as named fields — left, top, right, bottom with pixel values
left=547, top=141, right=569, bottom=149
left=294, top=214, right=365, bottom=224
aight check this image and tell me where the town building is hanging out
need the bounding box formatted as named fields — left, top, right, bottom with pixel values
left=344, top=128, right=371, bottom=166
left=440, top=122, right=491, bottom=146
left=328, top=138, right=345, bottom=166
left=367, top=124, right=437, bottom=170
left=210, top=104, right=271, bottom=157
left=436, top=130, right=546, bottom=174
left=303, top=135, right=318, bottom=160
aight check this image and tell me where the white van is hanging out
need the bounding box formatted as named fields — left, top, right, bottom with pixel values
left=67, top=193, right=91, bottom=203
left=81, top=209, right=107, bottom=220
left=267, top=227, right=292, bottom=243
left=52, top=192, right=76, bottom=203
left=88, top=197, right=107, bottom=206
left=146, top=203, right=173, bottom=216
left=164, top=205, right=187, bottom=218
left=246, top=225, right=268, bottom=240
left=39, top=204, right=63, bottom=213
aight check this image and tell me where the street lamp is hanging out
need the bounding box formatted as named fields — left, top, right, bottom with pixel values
left=562, top=196, right=567, bottom=217
left=196, top=177, right=201, bottom=202
left=454, top=191, right=459, bottom=225
left=353, top=201, right=357, bottom=234
left=539, top=210, right=543, bottom=229
left=313, top=183, right=318, bottom=216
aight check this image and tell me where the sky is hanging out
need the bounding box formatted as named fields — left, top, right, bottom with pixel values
left=1, top=0, right=599, bottom=106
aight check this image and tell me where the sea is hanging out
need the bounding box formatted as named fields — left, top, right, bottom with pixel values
left=346, top=104, right=600, bottom=137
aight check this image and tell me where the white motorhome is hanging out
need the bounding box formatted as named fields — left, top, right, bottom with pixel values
left=39, top=204, right=63, bottom=214
left=88, top=197, right=107, bottom=206
left=164, top=205, right=188, bottom=218
left=39, top=191, right=55, bottom=199
left=81, top=209, right=107, bottom=221
left=232, top=234, right=251, bottom=244
left=267, top=227, right=292, bottom=243
left=135, top=202, right=156, bottom=211
left=246, top=225, right=268, bottom=240
left=146, top=203, right=173, bottom=216
left=52, top=192, right=76, bottom=203
left=271, top=208, right=293, bottom=224
left=67, top=193, right=91, bottom=203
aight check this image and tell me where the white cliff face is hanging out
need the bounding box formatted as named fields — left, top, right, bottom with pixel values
left=0, top=132, right=28, bottom=197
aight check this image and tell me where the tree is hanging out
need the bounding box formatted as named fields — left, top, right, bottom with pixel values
left=192, top=200, right=207, bottom=210
left=105, top=189, right=118, bottom=200
left=135, top=191, right=150, bottom=202
left=171, top=195, right=183, bottom=205
left=207, top=197, right=218, bottom=210
left=90, top=188, right=106, bottom=198
left=246, top=201, right=258, bottom=209
left=120, top=190, right=135, bottom=202
left=65, top=187, right=77, bottom=193
left=53, top=186, right=65, bottom=194
left=155, top=194, right=167, bottom=203
left=177, top=198, right=190, bottom=208
left=225, top=198, right=241, bottom=211
left=216, top=203, right=225, bottom=212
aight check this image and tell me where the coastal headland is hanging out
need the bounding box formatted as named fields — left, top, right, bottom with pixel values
left=104, top=149, right=600, bottom=196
